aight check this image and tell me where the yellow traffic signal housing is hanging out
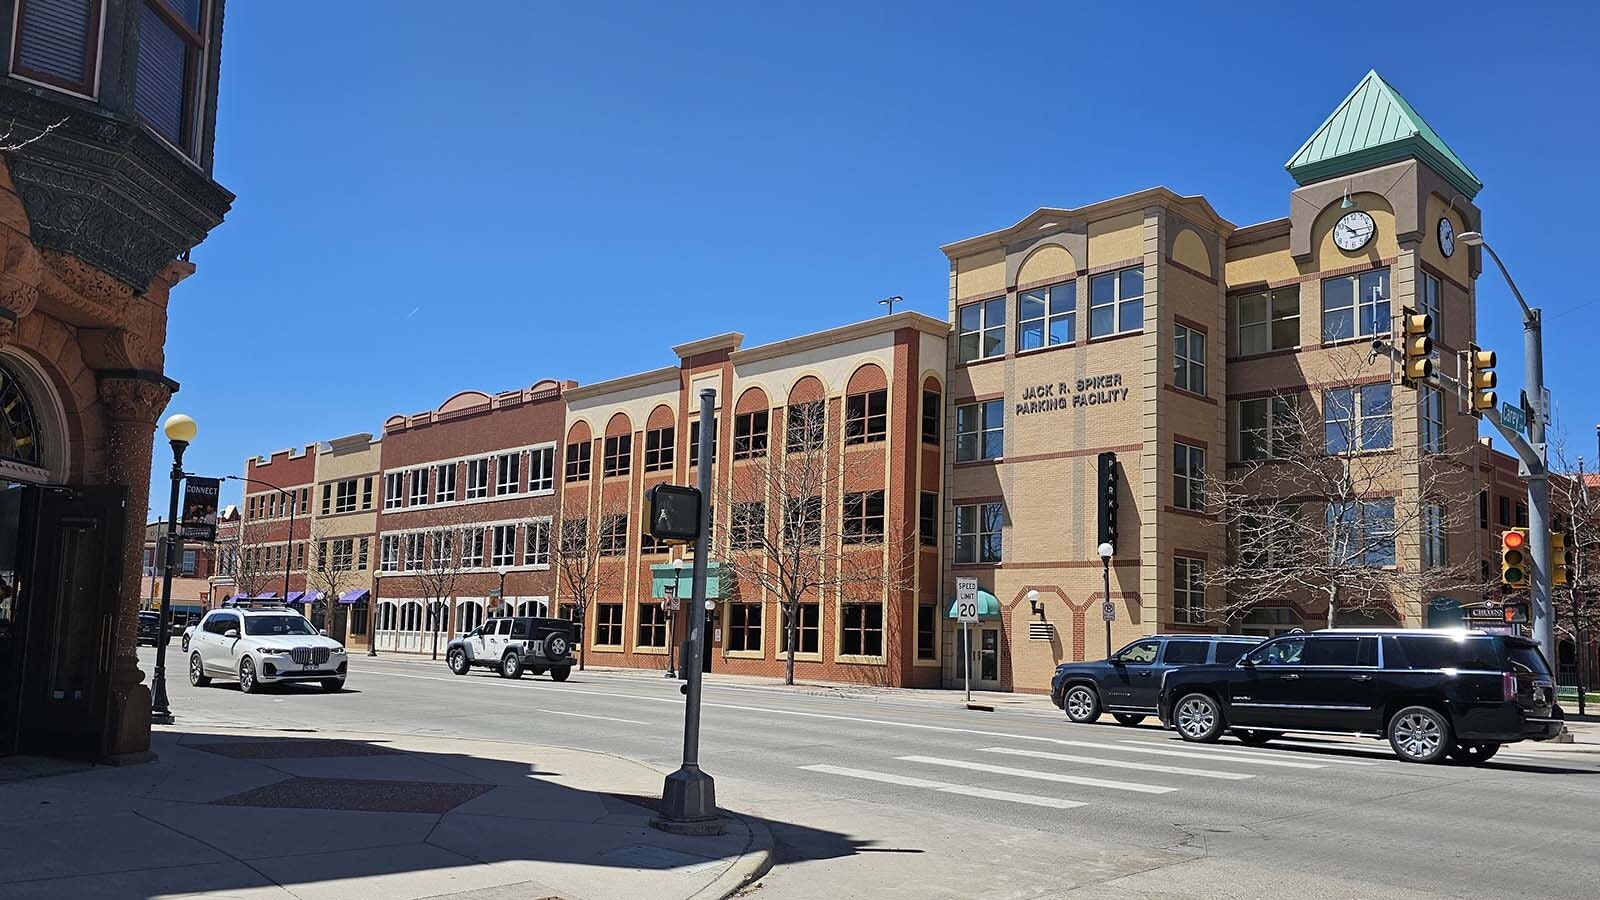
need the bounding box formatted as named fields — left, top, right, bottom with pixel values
left=1466, top=343, right=1497, bottom=415
left=1500, top=528, right=1529, bottom=587
left=1551, top=531, right=1570, bottom=586
left=1401, top=307, right=1432, bottom=384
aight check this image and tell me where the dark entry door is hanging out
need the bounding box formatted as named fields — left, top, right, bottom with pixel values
left=12, top=486, right=126, bottom=758
left=0, top=483, right=37, bottom=757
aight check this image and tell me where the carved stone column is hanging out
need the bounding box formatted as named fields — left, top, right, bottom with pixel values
left=97, top=370, right=174, bottom=760
left=0, top=231, right=42, bottom=347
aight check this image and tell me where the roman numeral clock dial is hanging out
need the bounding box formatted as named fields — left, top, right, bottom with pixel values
left=1333, top=210, right=1376, bottom=252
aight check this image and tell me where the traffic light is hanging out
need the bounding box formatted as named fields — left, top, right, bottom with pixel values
left=1551, top=531, right=1571, bottom=586
left=1096, top=451, right=1119, bottom=552
left=1400, top=306, right=1432, bottom=385
left=1466, top=343, right=1497, bottom=416
left=1500, top=528, right=1529, bottom=587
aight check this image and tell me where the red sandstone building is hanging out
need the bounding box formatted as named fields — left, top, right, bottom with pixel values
left=236, top=445, right=317, bottom=603
left=371, top=380, right=569, bottom=654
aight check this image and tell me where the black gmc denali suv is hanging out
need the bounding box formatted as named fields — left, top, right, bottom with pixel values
left=1157, top=629, right=1565, bottom=764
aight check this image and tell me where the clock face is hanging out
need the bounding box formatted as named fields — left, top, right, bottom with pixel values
left=1438, top=217, right=1455, bottom=257
left=1333, top=211, right=1376, bottom=252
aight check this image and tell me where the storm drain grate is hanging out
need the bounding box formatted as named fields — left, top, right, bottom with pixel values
left=212, top=777, right=493, bottom=813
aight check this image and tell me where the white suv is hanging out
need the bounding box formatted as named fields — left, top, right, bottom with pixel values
left=187, top=606, right=348, bottom=693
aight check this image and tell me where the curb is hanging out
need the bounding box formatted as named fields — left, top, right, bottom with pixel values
left=689, top=811, right=777, bottom=900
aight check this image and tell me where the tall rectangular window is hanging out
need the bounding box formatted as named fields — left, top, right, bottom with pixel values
left=782, top=603, right=820, bottom=654
left=565, top=442, right=591, bottom=481
left=134, top=0, right=209, bottom=154
left=598, top=514, right=628, bottom=556
left=461, top=529, right=485, bottom=568
left=731, top=502, right=765, bottom=550
left=1498, top=495, right=1510, bottom=526
left=957, top=297, right=1006, bottom=364
left=1238, top=395, right=1300, bottom=461
left=1174, top=442, right=1205, bottom=511
left=1479, top=491, right=1489, bottom=530
left=921, top=390, right=941, bottom=444
left=1089, top=267, right=1144, bottom=338
left=335, top=479, right=358, bottom=514
left=602, top=435, right=632, bottom=477
left=644, top=427, right=675, bottom=472
left=435, top=464, right=456, bottom=502
left=321, top=483, right=332, bottom=515
left=637, top=603, right=668, bottom=648
left=1173, top=323, right=1206, bottom=395
left=595, top=603, right=624, bottom=647
left=1174, top=557, right=1205, bottom=625
left=1420, top=273, right=1441, bottom=341
left=358, top=537, right=369, bottom=571
left=1019, top=280, right=1076, bottom=350
left=524, top=519, right=550, bottom=566
left=13, top=0, right=104, bottom=96
left=734, top=411, right=770, bottom=459
left=785, top=402, right=824, bottom=453
left=841, top=604, right=884, bottom=657
left=1321, top=268, right=1390, bottom=342
left=1328, top=498, right=1396, bottom=568
left=465, top=458, right=490, bottom=499
left=405, top=533, right=426, bottom=570
left=496, top=452, right=521, bottom=494
left=783, top=496, right=822, bottom=547
left=689, top=419, right=718, bottom=466
left=845, top=390, right=887, bottom=445
left=727, top=603, right=762, bottom=652
left=955, top=502, right=1002, bottom=564
left=380, top=535, right=400, bottom=571
left=528, top=447, right=554, bottom=492
left=1236, top=286, right=1300, bottom=355
left=919, top=492, right=938, bottom=547
left=384, top=473, right=403, bottom=510
left=492, top=524, right=516, bottom=567
left=1423, top=502, right=1447, bottom=570
left=362, top=476, right=374, bottom=510
left=916, top=605, right=937, bottom=660
left=1323, top=384, right=1393, bottom=453
left=955, top=400, right=1003, bottom=462
left=408, top=469, right=429, bottom=506
left=1420, top=386, right=1445, bottom=454
left=842, top=491, right=886, bottom=544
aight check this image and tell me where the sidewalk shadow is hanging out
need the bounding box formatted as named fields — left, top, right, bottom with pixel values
left=0, top=729, right=868, bottom=900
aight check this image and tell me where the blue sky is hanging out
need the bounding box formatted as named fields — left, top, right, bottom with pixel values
left=155, top=1, right=1600, bottom=511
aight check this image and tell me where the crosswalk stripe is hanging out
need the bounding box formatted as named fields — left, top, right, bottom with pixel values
left=1148, top=740, right=1378, bottom=767
left=899, top=755, right=1178, bottom=794
left=799, top=764, right=1086, bottom=809
left=980, top=746, right=1254, bottom=780
left=1046, top=738, right=1325, bottom=769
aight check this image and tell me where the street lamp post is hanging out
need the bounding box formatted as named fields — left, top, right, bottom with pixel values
left=666, top=557, right=684, bottom=678
left=151, top=413, right=197, bottom=725
left=1098, top=541, right=1114, bottom=659
left=1459, top=231, right=1555, bottom=663
left=496, top=565, right=510, bottom=617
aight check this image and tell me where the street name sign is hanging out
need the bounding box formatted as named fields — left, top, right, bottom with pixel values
left=955, top=577, right=979, bottom=623
left=1500, top=403, right=1526, bottom=434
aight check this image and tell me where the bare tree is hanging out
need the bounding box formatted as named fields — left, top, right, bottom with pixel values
left=305, top=522, right=359, bottom=635
left=1207, top=351, right=1483, bottom=629
left=1547, top=437, right=1600, bottom=712
left=225, top=518, right=280, bottom=601
left=0, top=117, right=65, bottom=152
left=721, top=399, right=916, bottom=685
left=408, top=506, right=478, bottom=661
left=552, top=512, right=622, bottom=671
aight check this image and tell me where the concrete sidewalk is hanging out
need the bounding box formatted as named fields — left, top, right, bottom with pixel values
left=0, top=727, right=773, bottom=900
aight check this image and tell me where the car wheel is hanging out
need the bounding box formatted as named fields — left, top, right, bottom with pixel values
left=500, top=652, right=523, bottom=679
left=1388, top=706, right=1452, bottom=764
left=1447, top=742, right=1500, bottom=765
left=1234, top=729, right=1283, bottom=747
left=447, top=648, right=470, bottom=676
left=1174, top=693, right=1225, bottom=743
left=1063, top=685, right=1101, bottom=723
left=188, top=652, right=211, bottom=687
left=239, top=657, right=260, bottom=694
left=321, top=678, right=346, bottom=692
left=181, top=637, right=190, bottom=653
left=550, top=666, right=571, bottom=683
left=1112, top=713, right=1146, bottom=727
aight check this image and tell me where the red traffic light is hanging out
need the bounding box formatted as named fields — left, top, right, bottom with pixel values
left=1502, top=530, right=1526, bottom=550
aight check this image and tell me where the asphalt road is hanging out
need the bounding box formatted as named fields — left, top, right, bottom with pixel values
left=140, top=645, right=1600, bottom=899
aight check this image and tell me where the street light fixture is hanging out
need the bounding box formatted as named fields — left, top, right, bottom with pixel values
left=151, top=413, right=197, bottom=725
left=1098, top=541, right=1115, bottom=659
left=1026, top=589, right=1042, bottom=618
left=495, top=564, right=511, bottom=617
left=1459, top=230, right=1555, bottom=662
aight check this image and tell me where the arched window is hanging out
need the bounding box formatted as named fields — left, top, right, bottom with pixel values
left=400, top=601, right=424, bottom=632
left=0, top=362, right=42, bottom=467
left=457, top=600, right=485, bottom=633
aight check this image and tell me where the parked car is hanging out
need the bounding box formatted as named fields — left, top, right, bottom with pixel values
left=1157, top=628, right=1565, bottom=764
left=447, top=616, right=575, bottom=681
left=187, top=605, right=348, bottom=693
left=136, top=611, right=167, bottom=647
left=1051, top=634, right=1263, bottom=726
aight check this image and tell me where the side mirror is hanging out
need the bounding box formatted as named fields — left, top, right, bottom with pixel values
left=1238, top=657, right=1255, bottom=669
left=224, top=629, right=239, bottom=640
left=319, top=629, right=329, bottom=637
left=1109, top=655, right=1125, bottom=666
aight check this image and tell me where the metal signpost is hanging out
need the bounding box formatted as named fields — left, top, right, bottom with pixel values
left=955, top=577, right=979, bottom=702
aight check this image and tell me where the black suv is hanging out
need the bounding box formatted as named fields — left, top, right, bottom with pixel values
left=446, top=616, right=576, bottom=681
left=1157, top=629, right=1565, bottom=764
left=1050, top=634, right=1263, bottom=726
left=136, top=611, right=167, bottom=647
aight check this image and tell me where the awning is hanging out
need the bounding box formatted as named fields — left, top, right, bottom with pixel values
left=648, top=562, right=728, bottom=600
left=284, top=591, right=305, bottom=604
left=946, top=590, right=1001, bottom=620
left=254, top=591, right=278, bottom=600
left=285, top=591, right=322, bottom=606
left=223, top=594, right=244, bottom=606
left=339, top=589, right=371, bottom=605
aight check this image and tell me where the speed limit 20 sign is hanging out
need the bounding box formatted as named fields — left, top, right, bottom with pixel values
left=955, top=577, right=980, bottom=623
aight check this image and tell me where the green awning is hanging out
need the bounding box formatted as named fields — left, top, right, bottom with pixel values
left=947, top=590, right=1000, bottom=620
left=649, top=562, right=728, bottom=600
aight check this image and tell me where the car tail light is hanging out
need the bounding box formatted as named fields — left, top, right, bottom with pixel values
left=1503, top=672, right=1518, bottom=701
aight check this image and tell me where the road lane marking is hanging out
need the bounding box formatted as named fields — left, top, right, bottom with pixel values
left=532, top=708, right=650, bottom=726
left=799, top=764, right=1086, bottom=809
left=899, top=755, right=1177, bottom=794
left=1127, top=740, right=1377, bottom=767
left=980, top=746, right=1254, bottom=780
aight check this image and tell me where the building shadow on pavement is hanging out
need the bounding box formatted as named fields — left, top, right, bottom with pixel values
left=0, top=728, right=868, bottom=900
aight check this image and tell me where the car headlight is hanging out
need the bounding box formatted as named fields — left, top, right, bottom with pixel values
left=332, top=646, right=346, bottom=655
left=255, top=647, right=290, bottom=654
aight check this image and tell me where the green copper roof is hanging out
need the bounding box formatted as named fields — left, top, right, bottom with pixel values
left=1286, top=70, right=1482, bottom=199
